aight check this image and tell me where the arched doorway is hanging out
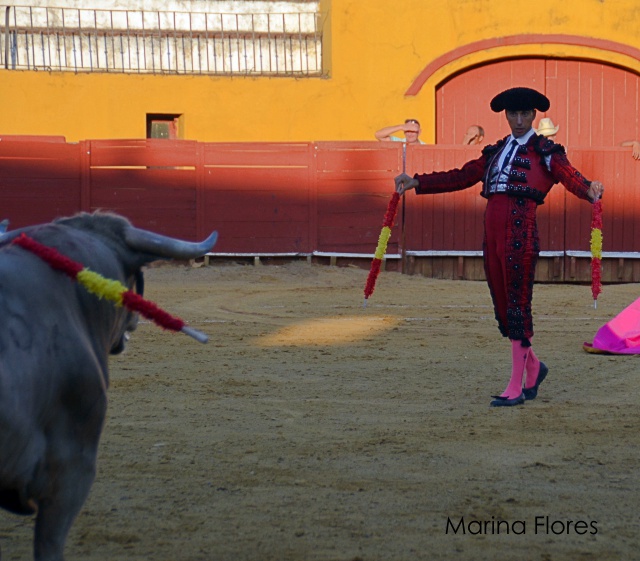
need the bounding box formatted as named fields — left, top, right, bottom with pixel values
left=435, top=57, right=640, bottom=146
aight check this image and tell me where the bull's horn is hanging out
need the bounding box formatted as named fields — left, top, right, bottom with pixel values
left=0, top=228, right=27, bottom=245
left=124, top=227, right=218, bottom=259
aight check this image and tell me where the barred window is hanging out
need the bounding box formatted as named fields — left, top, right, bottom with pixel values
left=1, top=5, right=324, bottom=76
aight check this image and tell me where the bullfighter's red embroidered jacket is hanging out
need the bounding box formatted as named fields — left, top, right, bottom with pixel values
left=413, top=134, right=592, bottom=204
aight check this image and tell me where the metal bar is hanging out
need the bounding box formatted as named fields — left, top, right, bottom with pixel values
left=63, top=9, right=69, bottom=70
left=87, top=12, right=94, bottom=70
left=29, top=7, right=35, bottom=69
left=250, top=14, right=255, bottom=73
left=242, top=15, right=248, bottom=74
left=219, top=14, right=225, bottom=73
left=149, top=13, right=156, bottom=72
left=226, top=16, right=233, bottom=72
left=274, top=14, right=278, bottom=74
left=179, top=13, right=184, bottom=73
left=134, top=13, right=140, bottom=73
left=5, top=24, right=319, bottom=43
left=9, top=24, right=15, bottom=68
left=285, top=14, right=290, bottom=74
left=258, top=23, right=263, bottom=72
left=267, top=14, right=272, bottom=73
left=196, top=29, right=201, bottom=73
left=79, top=9, right=84, bottom=69
left=128, top=10, right=131, bottom=72
left=204, top=13, right=210, bottom=73
left=4, top=7, right=10, bottom=69
left=93, top=11, right=98, bottom=69
left=235, top=14, right=242, bottom=73
left=138, top=10, right=146, bottom=71
left=180, top=12, right=186, bottom=73
left=212, top=15, right=218, bottom=73
left=172, top=11, right=177, bottom=72
left=119, top=31, right=124, bottom=71
left=165, top=14, right=172, bottom=72
left=300, top=14, right=306, bottom=74
left=110, top=11, right=115, bottom=71
left=118, top=11, right=124, bottom=72
left=103, top=30, right=108, bottom=70
left=17, top=8, right=22, bottom=68
left=72, top=32, right=78, bottom=73
left=43, top=29, right=48, bottom=71
left=158, top=11, right=163, bottom=72
left=190, top=12, right=196, bottom=73
left=9, top=27, right=18, bottom=69
left=287, top=15, right=293, bottom=74
left=313, top=14, right=320, bottom=74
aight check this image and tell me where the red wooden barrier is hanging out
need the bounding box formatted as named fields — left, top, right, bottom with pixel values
left=1, top=137, right=639, bottom=281
left=202, top=142, right=314, bottom=253
left=0, top=138, right=81, bottom=226
left=87, top=139, right=199, bottom=241
left=315, top=142, right=402, bottom=254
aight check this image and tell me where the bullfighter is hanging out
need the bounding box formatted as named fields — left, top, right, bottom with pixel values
left=394, top=87, right=605, bottom=407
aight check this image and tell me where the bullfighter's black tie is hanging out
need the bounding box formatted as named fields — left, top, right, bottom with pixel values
left=501, top=139, right=518, bottom=172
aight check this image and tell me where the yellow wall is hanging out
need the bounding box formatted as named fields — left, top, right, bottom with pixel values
left=3, top=0, right=640, bottom=143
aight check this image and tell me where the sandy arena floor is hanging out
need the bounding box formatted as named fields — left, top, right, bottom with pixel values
left=1, top=262, right=639, bottom=561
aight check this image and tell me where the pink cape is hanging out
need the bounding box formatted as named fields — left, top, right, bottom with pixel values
left=584, top=297, right=640, bottom=354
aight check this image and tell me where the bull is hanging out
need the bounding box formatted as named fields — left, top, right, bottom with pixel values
left=0, top=212, right=217, bottom=560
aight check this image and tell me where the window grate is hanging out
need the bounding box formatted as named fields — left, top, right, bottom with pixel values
left=1, top=5, right=323, bottom=76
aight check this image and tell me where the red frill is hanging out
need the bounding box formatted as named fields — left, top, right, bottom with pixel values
left=364, top=258, right=382, bottom=300
left=383, top=192, right=401, bottom=228
left=122, top=291, right=185, bottom=332
left=364, top=192, right=402, bottom=301
left=591, top=258, right=602, bottom=302
left=591, top=199, right=603, bottom=229
left=13, top=233, right=83, bottom=278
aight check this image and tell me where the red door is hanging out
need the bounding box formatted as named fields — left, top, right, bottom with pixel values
left=436, top=58, right=640, bottom=147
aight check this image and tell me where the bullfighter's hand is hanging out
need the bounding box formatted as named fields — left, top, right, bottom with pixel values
left=587, top=180, right=604, bottom=202
left=395, top=173, right=418, bottom=195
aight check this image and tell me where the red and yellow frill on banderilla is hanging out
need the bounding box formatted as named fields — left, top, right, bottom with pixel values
left=590, top=199, right=603, bottom=303
left=364, top=191, right=401, bottom=301
left=12, top=233, right=187, bottom=332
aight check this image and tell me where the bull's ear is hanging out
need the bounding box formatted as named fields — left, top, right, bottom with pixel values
left=124, top=227, right=217, bottom=260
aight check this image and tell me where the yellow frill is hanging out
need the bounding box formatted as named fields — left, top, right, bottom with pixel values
left=590, top=228, right=603, bottom=260
left=374, top=226, right=392, bottom=260
left=77, top=269, right=127, bottom=306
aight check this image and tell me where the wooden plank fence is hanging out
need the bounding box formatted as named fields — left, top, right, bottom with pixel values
left=1, top=136, right=640, bottom=282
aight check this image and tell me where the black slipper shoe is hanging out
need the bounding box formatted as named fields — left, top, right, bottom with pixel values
left=490, top=393, right=525, bottom=407
left=523, top=362, right=549, bottom=400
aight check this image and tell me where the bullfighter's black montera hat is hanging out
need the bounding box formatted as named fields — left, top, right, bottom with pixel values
left=490, top=87, right=550, bottom=113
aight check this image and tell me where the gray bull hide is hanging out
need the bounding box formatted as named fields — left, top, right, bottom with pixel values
left=0, top=212, right=217, bottom=561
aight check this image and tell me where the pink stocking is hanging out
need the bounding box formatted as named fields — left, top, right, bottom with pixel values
left=525, top=346, right=541, bottom=389
left=500, top=340, right=530, bottom=399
